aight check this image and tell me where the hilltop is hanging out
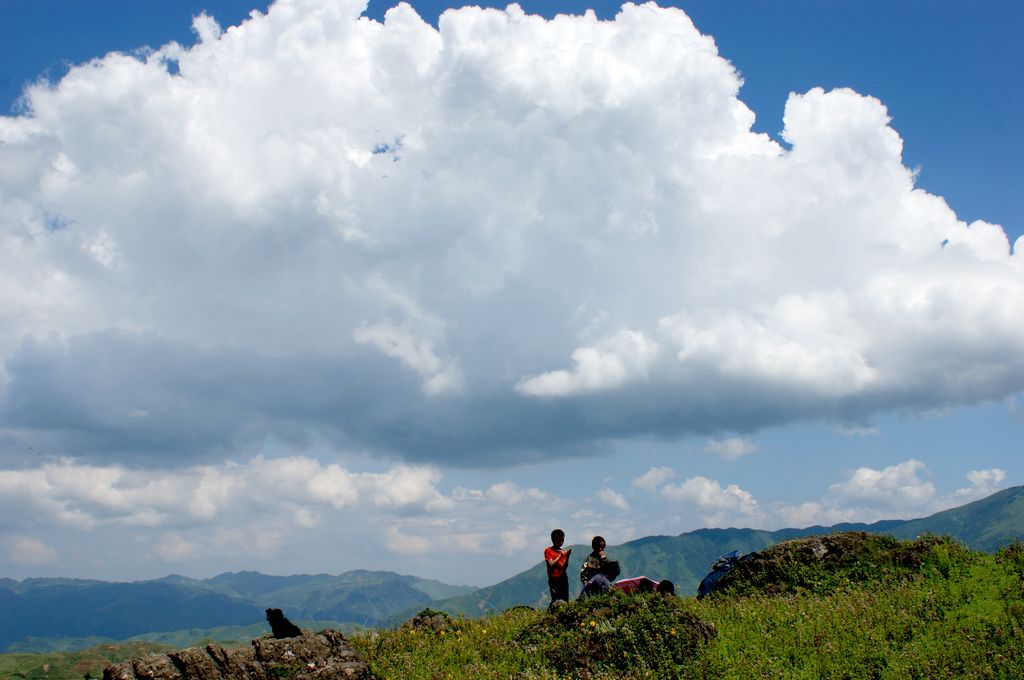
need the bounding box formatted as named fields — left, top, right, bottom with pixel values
left=17, top=532, right=1014, bottom=679
left=348, top=533, right=1024, bottom=678
left=422, top=484, right=1024, bottom=617
left=2, top=485, right=1022, bottom=654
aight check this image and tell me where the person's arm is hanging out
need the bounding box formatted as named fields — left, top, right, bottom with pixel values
left=546, top=548, right=571, bottom=567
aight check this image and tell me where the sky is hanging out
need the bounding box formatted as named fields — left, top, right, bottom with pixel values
left=0, top=0, right=1021, bottom=587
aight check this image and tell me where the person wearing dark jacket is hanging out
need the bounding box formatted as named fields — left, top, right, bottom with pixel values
left=580, top=535, right=620, bottom=597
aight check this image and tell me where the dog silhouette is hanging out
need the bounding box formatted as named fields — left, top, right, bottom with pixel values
left=266, top=608, right=303, bottom=638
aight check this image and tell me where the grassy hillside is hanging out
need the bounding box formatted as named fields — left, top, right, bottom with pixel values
left=0, top=641, right=172, bottom=680
left=420, top=529, right=793, bottom=618
left=425, top=485, right=1024, bottom=616
left=4, top=485, right=1021, bottom=655
left=5, top=534, right=1023, bottom=678
left=351, top=536, right=1024, bottom=678
left=889, top=485, right=1024, bottom=551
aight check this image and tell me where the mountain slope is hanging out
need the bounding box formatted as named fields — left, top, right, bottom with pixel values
left=425, top=485, right=1024, bottom=617
left=0, top=569, right=474, bottom=652
left=0, top=582, right=262, bottom=649
left=886, top=485, right=1024, bottom=551
left=4, top=485, right=1021, bottom=649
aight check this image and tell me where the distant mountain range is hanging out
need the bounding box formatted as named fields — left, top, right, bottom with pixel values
left=0, top=569, right=473, bottom=652
left=3, top=485, right=1022, bottom=652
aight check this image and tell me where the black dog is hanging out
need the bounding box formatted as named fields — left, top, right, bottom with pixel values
left=266, top=608, right=303, bottom=639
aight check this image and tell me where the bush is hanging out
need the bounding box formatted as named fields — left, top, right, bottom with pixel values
left=519, top=591, right=715, bottom=676
left=709, top=532, right=976, bottom=598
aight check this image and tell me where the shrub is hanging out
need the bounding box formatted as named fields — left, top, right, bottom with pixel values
left=709, top=532, right=975, bottom=598
left=519, top=591, right=715, bottom=676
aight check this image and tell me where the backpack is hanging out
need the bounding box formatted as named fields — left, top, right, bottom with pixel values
left=697, top=550, right=746, bottom=599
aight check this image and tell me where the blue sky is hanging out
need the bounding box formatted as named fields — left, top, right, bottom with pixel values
left=0, top=0, right=1021, bottom=586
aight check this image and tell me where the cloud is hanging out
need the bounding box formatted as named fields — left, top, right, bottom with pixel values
left=793, top=461, right=1011, bottom=524
left=953, top=468, right=1006, bottom=499
left=835, top=424, right=879, bottom=437
left=651, top=460, right=1012, bottom=531
left=630, top=466, right=675, bottom=492
left=462, top=481, right=552, bottom=507
left=706, top=437, right=757, bottom=461
left=597, top=487, right=630, bottom=511
left=352, top=321, right=463, bottom=395
left=1009, top=395, right=1024, bottom=423
left=516, top=329, right=659, bottom=397
left=828, top=459, right=936, bottom=512
left=0, top=456, right=453, bottom=530
left=150, top=532, right=197, bottom=563
left=0, top=1, right=1022, bottom=469
left=0, top=453, right=575, bottom=580
left=4, top=535, right=58, bottom=565
left=661, top=476, right=761, bottom=525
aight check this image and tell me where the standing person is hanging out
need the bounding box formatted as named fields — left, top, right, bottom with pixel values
left=580, top=535, right=620, bottom=597
left=545, top=529, right=572, bottom=607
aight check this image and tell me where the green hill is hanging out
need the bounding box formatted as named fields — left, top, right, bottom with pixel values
left=8, top=535, right=1023, bottom=678
left=4, top=485, right=1021, bottom=653
left=424, top=485, right=1024, bottom=617
left=349, top=535, right=1024, bottom=678
left=886, top=484, right=1024, bottom=551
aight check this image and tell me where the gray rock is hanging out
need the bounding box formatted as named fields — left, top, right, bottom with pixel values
left=102, top=630, right=372, bottom=680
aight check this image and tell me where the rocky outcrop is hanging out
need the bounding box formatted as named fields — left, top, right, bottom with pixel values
left=709, top=531, right=958, bottom=598
left=400, top=608, right=453, bottom=634
left=102, top=629, right=373, bottom=680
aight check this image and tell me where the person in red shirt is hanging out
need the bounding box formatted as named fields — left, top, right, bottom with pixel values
left=544, top=528, right=572, bottom=607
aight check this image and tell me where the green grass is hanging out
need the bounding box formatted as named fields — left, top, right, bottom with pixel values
left=0, top=641, right=171, bottom=679
left=349, top=537, right=1024, bottom=679
left=5, top=536, right=1024, bottom=679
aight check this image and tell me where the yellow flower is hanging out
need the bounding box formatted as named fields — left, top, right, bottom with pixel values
left=670, top=629, right=677, bottom=636
left=589, top=621, right=597, bottom=627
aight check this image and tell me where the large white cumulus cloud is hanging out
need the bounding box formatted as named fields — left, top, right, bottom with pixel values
left=1, top=0, right=1021, bottom=466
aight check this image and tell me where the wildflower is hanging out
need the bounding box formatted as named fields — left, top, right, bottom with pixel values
left=670, top=629, right=677, bottom=636
left=589, top=620, right=597, bottom=627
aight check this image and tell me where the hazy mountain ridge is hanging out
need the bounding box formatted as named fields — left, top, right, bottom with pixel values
left=0, top=581, right=263, bottom=651
left=0, top=569, right=474, bottom=652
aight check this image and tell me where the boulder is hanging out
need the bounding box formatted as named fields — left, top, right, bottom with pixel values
left=400, top=608, right=453, bottom=634
left=708, top=531, right=959, bottom=597
left=102, top=630, right=373, bottom=680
